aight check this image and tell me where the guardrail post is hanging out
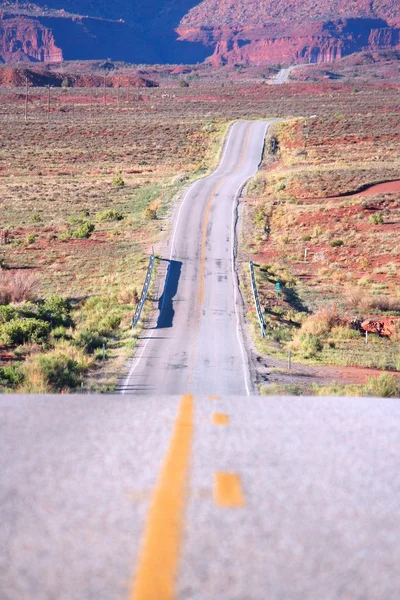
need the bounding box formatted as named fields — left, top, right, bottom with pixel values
left=132, top=253, right=156, bottom=329
left=249, top=261, right=267, bottom=337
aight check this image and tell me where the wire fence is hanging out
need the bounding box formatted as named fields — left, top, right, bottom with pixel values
left=132, top=254, right=156, bottom=329
left=249, top=260, right=267, bottom=337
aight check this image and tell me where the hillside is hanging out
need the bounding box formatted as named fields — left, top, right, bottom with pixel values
left=0, top=0, right=208, bottom=64
left=0, top=0, right=400, bottom=65
left=178, top=0, right=400, bottom=65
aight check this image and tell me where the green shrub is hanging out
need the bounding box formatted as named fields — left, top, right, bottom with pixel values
left=38, top=296, right=72, bottom=327
left=98, top=314, right=121, bottom=335
left=0, top=318, right=51, bottom=346
left=369, top=213, right=384, bottom=225
left=363, top=373, right=399, bottom=398
left=112, top=171, right=125, bottom=188
left=179, top=80, right=189, bottom=88
left=0, top=305, right=17, bottom=323
left=96, top=209, right=124, bottom=222
left=21, top=344, right=93, bottom=392
left=298, top=333, right=323, bottom=358
left=144, top=207, right=157, bottom=220
left=51, top=326, right=71, bottom=341
left=71, top=222, right=95, bottom=239
left=0, top=365, right=24, bottom=388
left=74, top=329, right=105, bottom=354
left=25, top=234, right=36, bottom=244
left=330, top=239, right=344, bottom=247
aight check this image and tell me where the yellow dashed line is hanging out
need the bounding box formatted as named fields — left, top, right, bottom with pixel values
left=214, top=472, right=245, bottom=508
left=208, top=395, right=221, bottom=401
left=130, top=394, right=194, bottom=600
left=212, top=413, right=230, bottom=426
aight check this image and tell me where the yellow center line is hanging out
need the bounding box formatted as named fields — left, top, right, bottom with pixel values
left=130, top=394, right=194, bottom=600
left=208, top=395, right=221, bottom=401
left=212, top=412, right=230, bottom=426
left=198, top=123, right=253, bottom=307
left=214, top=472, right=245, bottom=508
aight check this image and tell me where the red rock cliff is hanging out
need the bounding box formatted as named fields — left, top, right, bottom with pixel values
left=0, top=14, right=63, bottom=62
left=177, top=0, right=400, bottom=65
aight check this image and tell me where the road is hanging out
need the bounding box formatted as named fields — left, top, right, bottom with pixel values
left=1, top=393, right=400, bottom=600
left=121, top=120, right=270, bottom=397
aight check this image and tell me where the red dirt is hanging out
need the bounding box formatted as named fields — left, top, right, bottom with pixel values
left=357, top=180, right=400, bottom=196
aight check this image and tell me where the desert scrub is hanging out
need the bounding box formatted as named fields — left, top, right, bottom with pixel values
left=363, top=373, right=399, bottom=398
left=0, top=365, right=24, bottom=390
left=96, top=209, right=124, bottom=222
left=112, top=171, right=125, bottom=188
left=20, top=343, right=94, bottom=393
left=71, top=221, right=95, bottom=239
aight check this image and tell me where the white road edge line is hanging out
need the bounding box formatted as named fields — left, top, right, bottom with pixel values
left=121, top=122, right=237, bottom=394
left=231, top=120, right=272, bottom=397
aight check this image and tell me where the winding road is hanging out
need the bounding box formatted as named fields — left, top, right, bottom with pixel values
left=121, top=120, right=271, bottom=396
left=1, top=119, right=400, bottom=600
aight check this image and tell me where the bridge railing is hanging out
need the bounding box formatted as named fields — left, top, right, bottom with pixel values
left=132, top=254, right=155, bottom=329
left=249, top=261, right=267, bottom=337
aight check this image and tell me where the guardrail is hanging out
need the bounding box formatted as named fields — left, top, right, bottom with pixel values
left=249, top=261, right=267, bottom=337
left=132, top=254, right=156, bottom=329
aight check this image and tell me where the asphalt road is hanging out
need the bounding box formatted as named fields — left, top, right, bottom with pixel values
left=121, top=120, right=270, bottom=397
left=1, top=394, right=400, bottom=600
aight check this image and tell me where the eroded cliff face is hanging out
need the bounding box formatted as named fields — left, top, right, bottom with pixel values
left=0, top=14, right=63, bottom=62
left=177, top=1, right=400, bottom=65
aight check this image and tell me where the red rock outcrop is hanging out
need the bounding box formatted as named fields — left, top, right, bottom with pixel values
left=361, top=318, right=400, bottom=338
left=0, top=14, right=63, bottom=62
left=177, top=0, right=400, bottom=65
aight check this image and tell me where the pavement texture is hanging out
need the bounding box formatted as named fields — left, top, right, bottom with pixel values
left=1, top=394, right=400, bottom=599
left=120, top=120, right=270, bottom=397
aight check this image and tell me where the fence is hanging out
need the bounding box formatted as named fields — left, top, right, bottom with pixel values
left=249, top=261, right=267, bottom=337
left=132, top=254, right=156, bottom=329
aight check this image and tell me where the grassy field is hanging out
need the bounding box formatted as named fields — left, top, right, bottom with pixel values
left=243, top=109, right=400, bottom=392
left=1, top=77, right=400, bottom=393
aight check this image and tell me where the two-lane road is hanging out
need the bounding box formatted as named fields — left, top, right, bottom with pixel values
left=121, top=120, right=271, bottom=396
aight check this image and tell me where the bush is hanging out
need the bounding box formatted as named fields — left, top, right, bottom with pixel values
left=38, top=295, right=72, bottom=327
left=330, top=239, right=344, bottom=247
left=144, top=207, right=157, bottom=220
left=297, top=333, right=323, bottom=358
left=0, top=272, right=37, bottom=304
left=0, top=365, right=24, bottom=389
left=0, top=318, right=51, bottom=346
left=363, top=373, right=399, bottom=398
left=300, top=307, right=340, bottom=336
left=96, top=209, right=123, bottom=222
left=179, top=80, right=189, bottom=88
left=112, top=171, right=125, bottom=188
left=369, top=213, right=384, bottom=225
left=0, top=305, right=17, bottom=323
left=36, top=354, right=81, bottom=391
left=74, top=329, right=105, bottom=354
left=71, top=222, right=95, bottom=239
left=21, top=344, right=93, bottom=392
left=25, top=234, right=36, bottom=245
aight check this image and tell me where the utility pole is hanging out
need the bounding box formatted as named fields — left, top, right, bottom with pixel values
left=47, top=85, right=51, bottom=121
left=103, top=73, right=107, bottom=106
left=117, top=76, right=121, bottom=107
left=24, top=77, right=28, bottom=123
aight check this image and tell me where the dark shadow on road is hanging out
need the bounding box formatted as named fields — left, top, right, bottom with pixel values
left=156, top=259, right=182, bottom=329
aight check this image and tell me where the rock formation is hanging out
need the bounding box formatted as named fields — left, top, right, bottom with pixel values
left=0, top=0, right=400, bottom=65
left=177, top=1, right=400, bottom=65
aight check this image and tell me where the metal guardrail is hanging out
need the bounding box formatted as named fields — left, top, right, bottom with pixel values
left=132, top=254, right=156, bottom=329
left=249, top=261, right=267, bottom=337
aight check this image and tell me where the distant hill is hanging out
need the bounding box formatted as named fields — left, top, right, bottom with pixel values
left=0, top=0, right=399, bottom=65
